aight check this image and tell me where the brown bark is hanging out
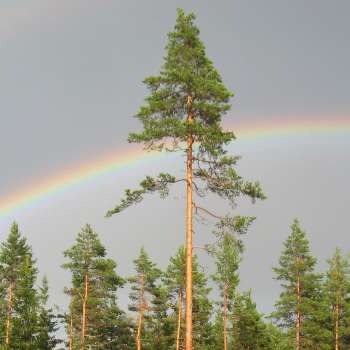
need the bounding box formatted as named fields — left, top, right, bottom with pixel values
left=5, top=283, right=14, bottom=347
left=296, top=257, right=301, bottom=350
left=176, top=288, right=183, bottom=350
left=81, top=273, right=89, bottom=350
left=185, top=95, right=193, bottom=350
left=335, top=290, right=340, bottom=350
left=136, top=273, right=145, bottom=350
left=223, top=286, right=228, bottom=350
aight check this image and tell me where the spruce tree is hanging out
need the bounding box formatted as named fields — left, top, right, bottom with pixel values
left=323, top=248, right=350, bottom=350
left=106, top=9, right=265, bottom=349
left=62, top=224, right=125, bottom=350
left=272, top=219, right=322, bottom=350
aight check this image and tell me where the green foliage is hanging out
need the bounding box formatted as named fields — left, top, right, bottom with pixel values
left=163, top=246, right=213, bottom=350
left=233, top=292, right=274, bottom=350
left=128, top=247, right=162, bottom=350
left=272, top=219, right=323, bottom=349
left=322, top=247, right=350, bottom=348
left=129, top=8, right=233, bottom=151
left=106, top=173, right=176, bottom=216
left=107, top=8, right=265, bottom=218
left=62, top=224, right=128, bottom=349
left=0, top=223, right=60, bottom=349
left=36, top=277, right=61, bottom=349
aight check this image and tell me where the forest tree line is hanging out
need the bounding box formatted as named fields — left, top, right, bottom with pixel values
left=0, top=219, right=349, bottom=349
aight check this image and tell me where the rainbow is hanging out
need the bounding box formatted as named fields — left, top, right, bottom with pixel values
left=0, top=116, right=349, bottom=220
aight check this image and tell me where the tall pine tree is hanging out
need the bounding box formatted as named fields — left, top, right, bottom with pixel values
left=106, top=9, right=265, bottom=349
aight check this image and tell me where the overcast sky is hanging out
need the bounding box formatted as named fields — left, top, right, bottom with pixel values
left=0, top=0, right=349, bottom=316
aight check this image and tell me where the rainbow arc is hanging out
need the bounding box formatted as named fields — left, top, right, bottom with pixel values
left=0, top=116, right=349, bottom=219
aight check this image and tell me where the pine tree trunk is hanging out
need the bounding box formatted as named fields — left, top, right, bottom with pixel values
left=176, top=288, right=183, bottom=350
left=69, top=313, right=74, bottom=350
left=5, top=282, right=14, bottom=347
left=185, top=95, right=193, bottom=350
left=81, top=273, right=89, bottom=350
left=296, top=259, right=301, bottom=350
left=223, top=286, right=228, bottom=350
left=335, top=290, right=340, bottom=350
left=136, top=273, right=145, bottom=350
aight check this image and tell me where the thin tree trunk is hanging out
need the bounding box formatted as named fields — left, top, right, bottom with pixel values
left=185, top=95, right=193, bottom=350
left=296, top=257, right=301, bottom=350
left=223, top=285, right=228, bottom=350
left=81, top=273, right=89, bottom=350
left=69, top=313, right=74, bottom=350
left=176, top=288, right=183, bottom=350
left=136, top=273, right=145, bottom=350
left=5, top=282, right=14, bottom=347
left=335, top=290, right=340, bottom=350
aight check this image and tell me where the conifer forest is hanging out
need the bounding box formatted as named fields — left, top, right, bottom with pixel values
left=1, top=7, right=349, bottom=350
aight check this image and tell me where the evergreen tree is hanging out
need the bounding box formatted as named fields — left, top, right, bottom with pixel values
left=272, top=219, right=322, bottom=350
left=264, top=323, right=293, bottom=350
left=211, top=309, right=225, bottom=350
left=163, top=246, right=187, bottom=350
left=164, top=246, right=213, bottom=350
left=36, top=276, right=61, bottom=349
left=212, top=235, right=240, bottom=350
left=0, top=222, right=39, bottom=349
left=62, top=224, right=125, bottom=350
left=106, top=9, right=265, bottom=350
left=147, top=284, right=173, bottom=350
left=128, top=247, right=161, bottom=350
left=323, top=248, right=350, bottom=350
left=233, top=292, right=273, bottom=350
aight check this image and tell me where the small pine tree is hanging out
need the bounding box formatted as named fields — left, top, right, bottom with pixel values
left=0, top=223, right=39, bottom=349
left=211, top=221, right=246, bottom=350
left=272, top=219, right=322, bottom=350
left=163, top=246, right=213, bottom=350
left=62, top=224, right=125, bottom=350
left=323, top=248, right=350, bottom=350
left=36, top=277, right=61, bottom=349
left=233, top=292, right=273, bottom=350
left=128, top=247, right=161, bottom=350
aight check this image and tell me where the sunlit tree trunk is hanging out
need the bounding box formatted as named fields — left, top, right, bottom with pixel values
left=176, top=288, right=183, bottom=350
left=185, top=95, right=193, bottom=350
left=5, top=283, right=14, bottom=347
left=136, top=273, right=145, bottom=350
left=81, top=273, right=89, bottom=350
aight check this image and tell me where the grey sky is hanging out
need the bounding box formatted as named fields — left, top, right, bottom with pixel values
left=0, top=0, right=349, bottom=316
